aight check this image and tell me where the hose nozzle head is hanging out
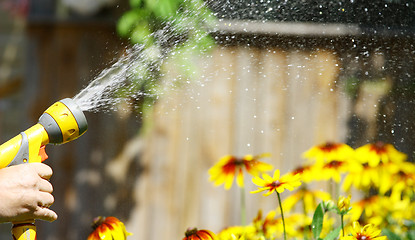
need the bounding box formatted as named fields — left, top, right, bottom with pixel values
left=38, top=98, right=88, bottom=144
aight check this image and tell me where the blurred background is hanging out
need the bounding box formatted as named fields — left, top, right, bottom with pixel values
left=1, top=0, right=415, bottom=239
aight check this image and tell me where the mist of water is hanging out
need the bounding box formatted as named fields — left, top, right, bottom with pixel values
left=73, top=44, right=149, bottom=112
left=72, top=0, right=215, bottom=114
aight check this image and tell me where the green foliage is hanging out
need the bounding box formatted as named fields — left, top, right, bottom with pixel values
left=117, top=0, right=215, bottom=47
left=116, top=0, right=216, bottom=115
left=382, top=228, right=401, bottom=240
left=310, top=203, right=342, bottom=240
left=323, top=227, right=341, bottom=240
left=311, top=203, right=324, bottom=240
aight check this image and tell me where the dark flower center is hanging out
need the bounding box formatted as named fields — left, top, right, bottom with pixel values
left=269, top=180, right=282, bottom=188
left=292, top=165, right=310, bottom=175
left=91, top=216, right=106, bottom=231
left=185, top=228, right=198, bottom=237
left=370, top=141, right=387, bottom=154
left=319, top=142, right=340, bottom=152
left=324, top=160, right=343, bottom=169
left=356, top=234, right=369, bottom=240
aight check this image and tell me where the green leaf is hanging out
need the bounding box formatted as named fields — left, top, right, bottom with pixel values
left=129, top=0, right=142, bottom=8
left=382, top=228, right=401, bottom=240
left=407, top=230, right=415, bottom=240
left=144, top=0, right=158, bottom=12
left=117, top=9, right=149, bottom=38
left=323, top=226, right=341, bottom=240
left=193, top=34, right=215, bottom=53
left=117, top=10, right=140, bottom=37
left=311, top=203, right=325, bottom=240
left=130, top=23, right=153, bottom=45
left=152, top=0, right=178, bottom=19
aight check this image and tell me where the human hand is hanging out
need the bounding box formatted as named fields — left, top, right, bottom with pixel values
left=0, top=162, right=57, bottom=223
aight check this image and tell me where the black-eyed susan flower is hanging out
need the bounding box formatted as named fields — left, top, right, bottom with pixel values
left=316, top=159, right=351, bottom=183
left=183, top=228, right=218, bottom=240
left=355, top=141, right=407, bottom=167
left=349, top=196, right=382, bottom=223
left=251, top=169, right=302, bottom=240
left=340, top=221, right=386, bottom=240
left=387, top=197, right=414, bottom=227
left=342, top=162, right=380, bottom=192
left=252, top=210, right=301, bottom=239
left=337, top=195, right=351, bottom=215
left=338, top=195, right=352, bottom=237
left=252, top=210, right=279, bottom=238
left=378, top=161, right=415, bottom=199
left=291, top=164, right=317, bottom=183
left=217, top=226, right=255, bottom=240
left=209, top=153, right=273, bottom=190
left=87, top=216, right=132, bottom=240
left=303, top=142, right=354, bottom=163
left=251, top=169, right=302, bottom=196
left=364, top=196, right=412, bottom=228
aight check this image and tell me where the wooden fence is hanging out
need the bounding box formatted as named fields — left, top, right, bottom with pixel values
left=126, top=43, right=351, bottom=239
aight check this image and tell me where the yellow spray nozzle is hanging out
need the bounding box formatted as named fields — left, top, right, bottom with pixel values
left=0, top=98, right=88, bottom=168
left=39, top=98, right=88, bottom=144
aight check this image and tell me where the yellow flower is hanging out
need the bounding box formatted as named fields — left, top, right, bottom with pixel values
left=251, top=169, right=302, bottom=196
left=217, top=225, right=256, bottom=240
left=282, top=188, right=331, bottom=214
left=378, top=161, right=415, bottom=199
left=87, top=216, right=132, bottom=240
left=291, top=164, right=317, bottom=183
left=316, top=159, right=350, bottom=183
left=209, top=153, right=273, bottom=190
left=341, top=221, right=386, bottom=240
left=284, top=213, right=312, bottom=239
left=342, top=162, right=380, bottom=192
left=303, top=142, right=354, bottom=163
left=252, top=210, right=307, bottom=239
left=183, top=228, right=219, bottom=240
left=355, top=142, right=407, bottom=167
left=252, top=210, right=281, bottom=238
left=337, top=195, right=351, bottom=214
left=349, top=196, right=383, bottom=223
left=359, top=196, right=412, bottom=228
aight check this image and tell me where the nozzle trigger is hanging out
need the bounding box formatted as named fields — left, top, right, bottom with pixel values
left=39, top=145, right=48, bottom=162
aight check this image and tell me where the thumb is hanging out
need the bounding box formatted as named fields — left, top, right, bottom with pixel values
left=32, top=163, right=53, bottom=180
left=34, top=207, right=58, bottom=222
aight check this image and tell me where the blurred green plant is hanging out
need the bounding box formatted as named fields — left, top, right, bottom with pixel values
left=115, top=0, right=216, bottom=116
left=117, top=0, right=215, bottom=48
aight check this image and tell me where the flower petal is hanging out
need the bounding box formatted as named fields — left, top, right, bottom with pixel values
left=272, top=169, right=280, bottom=180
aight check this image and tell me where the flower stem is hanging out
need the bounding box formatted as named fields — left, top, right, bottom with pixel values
left=276, top=191, right=287, bottom=240
left=341, top=214, right=345, bottom=237
left=301, top=191, right=311, bottom=240
left=241, top=186, right=246, bottom=226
